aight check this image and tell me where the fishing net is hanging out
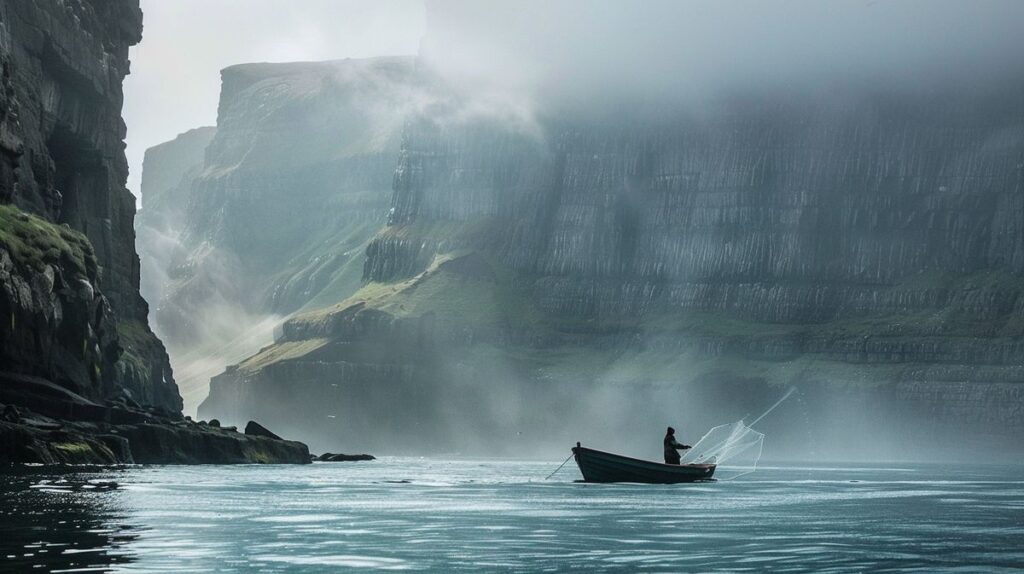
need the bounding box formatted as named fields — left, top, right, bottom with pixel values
left=679, top=421, right=764, bottom=480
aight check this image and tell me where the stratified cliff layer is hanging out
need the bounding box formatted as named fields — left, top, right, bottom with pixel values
left=144, top=58, right=423, bottom=411
left=0, top=1, right=307, bottom=464
left=136, top=126, right=216, bottom=314
left=0, top=0, right=177, bottom=411
left=202, top=84, right=1024, bottom=460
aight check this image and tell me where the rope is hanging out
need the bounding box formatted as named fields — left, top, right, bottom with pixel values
left=545, top=452, right=575, bottom=480
left=747, top=386, right=797, bottom=428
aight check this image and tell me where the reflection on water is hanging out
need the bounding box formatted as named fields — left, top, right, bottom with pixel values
left=0, top=468, right=136, bottom=572
left=2, top=460, right=1023, bottom=572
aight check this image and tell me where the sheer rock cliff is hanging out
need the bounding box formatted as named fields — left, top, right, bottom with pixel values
left=198, top=76, right=1024, bottom=459
left=0, top=0, right=177, bottom=411
left=0, top=1, right=307, bottom=464
left=142, top=58, right=421, bottom=411
left=136, top=126, right=216, bottom=316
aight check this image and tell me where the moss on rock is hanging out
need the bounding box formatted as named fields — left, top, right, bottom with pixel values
left=0, top=204, right=99, bottom=279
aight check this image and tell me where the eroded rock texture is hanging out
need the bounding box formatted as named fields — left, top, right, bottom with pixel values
left=0, top=1, right=307, bottom=464
left=142, top=58, right=421, bottom=410
left=0, top=0, right=178, bottom=411
left=201, top=81, right=1024, bottom=459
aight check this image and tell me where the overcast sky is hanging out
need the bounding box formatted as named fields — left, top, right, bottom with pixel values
left=123, top=0, right=426, bottom=200
left=422, top=0, right=1024, bottom=116
left=125, top=0, right=1024, bottom=202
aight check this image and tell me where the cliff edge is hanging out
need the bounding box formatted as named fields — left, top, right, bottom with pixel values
left=0, top=1, right=306, bottom=464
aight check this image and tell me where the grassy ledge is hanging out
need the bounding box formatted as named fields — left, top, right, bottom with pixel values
left=0, top=204, right=99, bottom=278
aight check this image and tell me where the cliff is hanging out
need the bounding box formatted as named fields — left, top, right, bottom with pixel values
left=136, top=126, right=215, bottom=341
left=201, top=82, right=1024, bottom=460
left=0, top=1, right=307, bottom=464
left=141, top=57, right=423, bottom=411
left=0, top=0, right=177, bottom=411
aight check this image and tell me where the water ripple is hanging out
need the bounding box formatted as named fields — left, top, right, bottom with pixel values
left=1, top=461, right=1022, bottom=572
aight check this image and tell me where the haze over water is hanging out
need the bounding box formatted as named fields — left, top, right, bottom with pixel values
left=3, top=460, right=1022, bottom=572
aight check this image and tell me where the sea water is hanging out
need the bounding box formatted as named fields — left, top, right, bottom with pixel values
left=2, top=460, right=1022, bottom=572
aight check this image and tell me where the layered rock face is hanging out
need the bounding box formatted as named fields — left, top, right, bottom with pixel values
left=202, top=84, right=1024, bottom=460
left=136, top=126, right=215, bottom=315
left=0, top=0, right=177, bottom=411
left=0, top=1, right=307, bottom=464
left=143, top=58, right=419, bottom=411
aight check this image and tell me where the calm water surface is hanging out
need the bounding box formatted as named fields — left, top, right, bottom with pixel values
left=1, top=459, right=1022, bottom=572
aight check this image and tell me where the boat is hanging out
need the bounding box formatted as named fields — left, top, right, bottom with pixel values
left=571, top=442, right=716, bottom=483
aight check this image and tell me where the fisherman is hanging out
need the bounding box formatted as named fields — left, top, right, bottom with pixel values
left=663, top=426, right=691, bottom=465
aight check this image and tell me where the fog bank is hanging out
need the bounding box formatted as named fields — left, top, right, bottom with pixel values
left=422, top=0, right=1024, bottom=116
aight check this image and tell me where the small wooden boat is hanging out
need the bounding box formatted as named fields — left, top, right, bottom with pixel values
left=572, top=443, right=716, bottom=483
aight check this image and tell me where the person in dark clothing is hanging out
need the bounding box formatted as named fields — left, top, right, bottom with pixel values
left=663, top=426, right=691, bottom=464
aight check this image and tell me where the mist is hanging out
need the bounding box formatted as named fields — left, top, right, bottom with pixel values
left=126, top=1, right=425, bottom=414
left=127, top=0, right=1024, bottom=461
left=6, top=0, right=1024, bottom=569
left=420, top=0, right=1024, bottom=119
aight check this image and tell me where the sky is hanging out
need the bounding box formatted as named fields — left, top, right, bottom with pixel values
left=123, top=0, right=426, bottom=200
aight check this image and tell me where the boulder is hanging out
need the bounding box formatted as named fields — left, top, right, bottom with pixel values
left=244, top=420, right=282, bottom=440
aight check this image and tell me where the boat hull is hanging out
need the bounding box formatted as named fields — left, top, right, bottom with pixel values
left=572, top=446, right=716, bottom=483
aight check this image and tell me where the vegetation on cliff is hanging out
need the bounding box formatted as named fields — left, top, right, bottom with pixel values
left=0, top=205, right=98, bottom=279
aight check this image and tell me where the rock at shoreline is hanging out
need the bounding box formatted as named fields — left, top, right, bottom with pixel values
left=0, top=421, right=125, bottom=465
left=0, top=414, right=310, bottom=466
left=317, top=453, right=376, bottom=462
left=118, top=422, right=308, bottom=465
left=244, top=421, right=282, bottom=440
left=0, top=377, right=310, bottom=465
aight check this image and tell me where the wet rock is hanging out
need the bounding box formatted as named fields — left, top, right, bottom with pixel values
left=0, top=413, right=310, bottom=465
left=97, top=434, right=134, bottom=464
left=317, top=453, right=376, bottom=462
left=0, top=373, right=310, bottom=465
left=118, top=423, right=309, bottom=465
left=0, top=422, right=121, bottom=465
left=244, top=421, right=282, bottom=440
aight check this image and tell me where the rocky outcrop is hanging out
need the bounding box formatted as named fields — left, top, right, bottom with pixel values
left=0, top=370, right=308, bottom=465
left=116, top=420, right=309, bottom=465
left=1, top=206, right=117, bottom=401
left=317, top=453, right=375, bottom=462
left=243, top=419, right=280, bottom=440
left=140, top=58, right=424, bottom=412
left=0, top=1, right=308, bottom=464
left=0, top=402, right=309, bottom=465
left=201, top=81, right=1024, bottom=460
